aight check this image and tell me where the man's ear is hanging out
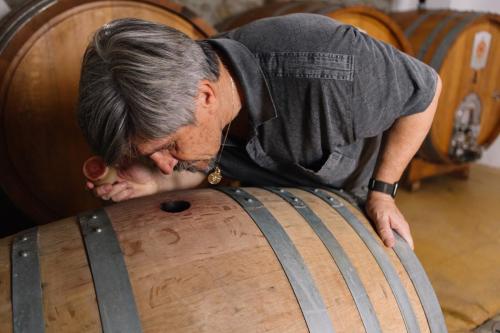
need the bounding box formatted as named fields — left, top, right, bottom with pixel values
left=197, top=79, right=218, bottom=115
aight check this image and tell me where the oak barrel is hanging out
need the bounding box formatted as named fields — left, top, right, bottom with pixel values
left=0, top=187, right=447, bottom=332
left=217, top=2, right=413, bottom=54
left=0, top=0, right=215, bottom=223
left=391, top=10, right=500, bottom=163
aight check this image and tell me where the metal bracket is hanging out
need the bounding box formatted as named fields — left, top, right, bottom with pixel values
left=11, top=227, right=45, bottom=333
left=78, top=209, right=143, bottom=333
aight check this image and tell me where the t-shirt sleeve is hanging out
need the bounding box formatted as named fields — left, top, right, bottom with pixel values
left=350, top=26, right=438, bottom=139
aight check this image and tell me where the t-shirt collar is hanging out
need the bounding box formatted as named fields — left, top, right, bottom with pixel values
left=206, top=38, right=278, bottom=131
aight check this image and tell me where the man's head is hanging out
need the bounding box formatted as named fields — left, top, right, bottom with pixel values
left=77, top=18, right=220, bottom=170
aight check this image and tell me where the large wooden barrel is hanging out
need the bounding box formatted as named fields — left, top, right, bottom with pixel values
left=0, top=0, right=216, bottom=223
left=217, top=2, right=413, bottom=54
left=0, top=187, right=447, bottom=332
left=391, top=10, right=500, bottom=163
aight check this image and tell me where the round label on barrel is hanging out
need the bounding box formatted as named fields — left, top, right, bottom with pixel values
left=471, top=31, right=491, bottom=70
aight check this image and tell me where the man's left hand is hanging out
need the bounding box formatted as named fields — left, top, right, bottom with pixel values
left=365, top=191, right=414, bottom=250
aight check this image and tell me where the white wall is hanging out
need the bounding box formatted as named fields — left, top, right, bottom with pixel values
left=392, top=0, right=500, bottom=168
left=427, top=0, right=500, bottom=13
left=0, top=0, right=10, bottom=20
left=391, top=0, right=500, bottom=12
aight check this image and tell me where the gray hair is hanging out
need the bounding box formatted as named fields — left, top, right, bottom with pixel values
left=77, top=18, right=220, bottom=165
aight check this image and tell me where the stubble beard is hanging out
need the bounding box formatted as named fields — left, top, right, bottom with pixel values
left=173, top=158, right=216, bottom=174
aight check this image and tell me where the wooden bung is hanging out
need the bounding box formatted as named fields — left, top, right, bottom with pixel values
left=0, top=187, right=446, bottom=332
left=82, top=156, right=118, bottom=186
left=0, top=0, right=216, bottom=223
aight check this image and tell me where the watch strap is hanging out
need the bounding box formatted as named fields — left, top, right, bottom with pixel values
left=368, top=178, right=399, bottom=198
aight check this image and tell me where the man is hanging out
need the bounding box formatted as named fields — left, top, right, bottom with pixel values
left=78, top=14, right=441, bottom=250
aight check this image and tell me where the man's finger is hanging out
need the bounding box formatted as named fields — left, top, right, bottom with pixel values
left=106, top=182, right=129, bottom=199
left=95, top=184, right=113, bottom=197
left=390, top=216, right=414, bottom=250
left=376, top=217, right=395, bottom=248
left=111, top=188, right=133, bottom=202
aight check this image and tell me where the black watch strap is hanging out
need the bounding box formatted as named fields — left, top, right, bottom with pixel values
left=368, top=178, right=399, bottom=198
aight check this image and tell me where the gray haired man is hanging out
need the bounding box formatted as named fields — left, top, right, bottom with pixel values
left=78, top=15, right=442, bottom=249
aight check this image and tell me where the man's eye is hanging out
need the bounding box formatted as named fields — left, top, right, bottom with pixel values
left=163, top=142, right=175, bottom=152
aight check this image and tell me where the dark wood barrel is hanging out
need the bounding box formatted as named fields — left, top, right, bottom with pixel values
left=0, top=0, right=216, bottom=223
left=217, top=2, right=413, bottom=54
left=0, top=187, right=447, bottom=332
left=391, top=10, right=500, bottom=164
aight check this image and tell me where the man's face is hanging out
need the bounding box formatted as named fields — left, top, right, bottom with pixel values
left=134, top=107, right=223, bottom=175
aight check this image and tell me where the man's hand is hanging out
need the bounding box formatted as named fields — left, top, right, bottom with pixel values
left=85, top=160, right=207, bottom=202
left=86, top=161, right=160, bottom=202
left=365, top=191, right=414, bottom=249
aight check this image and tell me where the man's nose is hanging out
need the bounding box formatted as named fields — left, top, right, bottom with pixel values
left=150, top=151, right=178, bottom=175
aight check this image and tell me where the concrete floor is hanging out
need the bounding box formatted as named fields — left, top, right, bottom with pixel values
left=397, top=163, right=500, bottom=333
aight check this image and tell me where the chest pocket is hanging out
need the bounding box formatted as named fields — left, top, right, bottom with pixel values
left=292, top=148, right=357, bottom=186
left=257, top=52, right=354, bottom=80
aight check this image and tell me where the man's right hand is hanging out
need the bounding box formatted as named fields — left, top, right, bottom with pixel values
left=86, top=161, right=206, bottom=202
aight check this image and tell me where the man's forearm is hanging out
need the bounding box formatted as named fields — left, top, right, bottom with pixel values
left=372, top=77, right=442, bottom=184
left=365, top=77, right=441, bottom=249
left=156, top=170, right=207, bottom=192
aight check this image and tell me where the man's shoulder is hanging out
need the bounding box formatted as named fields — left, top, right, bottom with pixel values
left=217, top=13, right=354, bottom=53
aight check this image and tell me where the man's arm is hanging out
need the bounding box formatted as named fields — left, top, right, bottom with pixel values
left=89, top=164, right=207, bottom=202
left=365, top=75, right=442, bottom=249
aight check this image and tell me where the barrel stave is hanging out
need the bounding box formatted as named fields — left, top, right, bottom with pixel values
left=0, top=188, right=446, bottom=332
left=341, top=190, right=432, bottom=333
left=38, top=217, right=100, bottom=332
left=248, top=188, right=364, bottom=332
left=0, top=235, right=13, bottom=333
left=286, top=188, right=408, bottom=332
left=106, top=189, right=308, bottom=332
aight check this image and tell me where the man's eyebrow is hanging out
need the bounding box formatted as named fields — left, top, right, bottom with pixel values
left=140, top=141, right=174, bottom=157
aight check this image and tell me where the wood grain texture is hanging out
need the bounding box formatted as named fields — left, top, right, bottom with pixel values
left=0, top=0, right=215, bottom=224
left=0, top=187, right=443, bottom=332
left=403, top=157, right=471, bottom=190
left=38, top=217, right=101, bottom=332
left=338, top=190, right=431, bottom=333
left=0, top=234, right=13, bottom=333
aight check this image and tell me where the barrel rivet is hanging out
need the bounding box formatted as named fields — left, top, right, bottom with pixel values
left=245, top=198, right=253, bottom=203
left=279, top=189, right=285, bottom=193
left=92, top=215, right=98, bottom=220
left=19, top=251, right=29, bottom=257
left=21, top=236, right=28, bottom=242
left=328, top=197, right=334, bottom=201
left=94, top=227, right=103, bottom=233
left=293, top=197, right=299, bottom=202
left=235, top=189, right=241, bottom=193
left=313, top=188, right=319, bottom=193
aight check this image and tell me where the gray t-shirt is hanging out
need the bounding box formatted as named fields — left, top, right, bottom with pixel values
left=206, top=13, right=438, bottom=200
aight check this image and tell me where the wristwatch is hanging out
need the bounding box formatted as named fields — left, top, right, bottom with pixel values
left=368, top=178, right=399, bottom=198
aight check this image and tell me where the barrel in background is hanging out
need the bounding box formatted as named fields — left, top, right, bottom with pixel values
left=0, top=187, right=447, bottom=332
left=217, top=1, right=413, bottom=54
left=391, top=10, right=500, bottom=164
left=0, top=0, right=216, bottom=224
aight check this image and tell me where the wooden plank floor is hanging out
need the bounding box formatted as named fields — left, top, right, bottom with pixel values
left=396, top=163, right=500, bottom=333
